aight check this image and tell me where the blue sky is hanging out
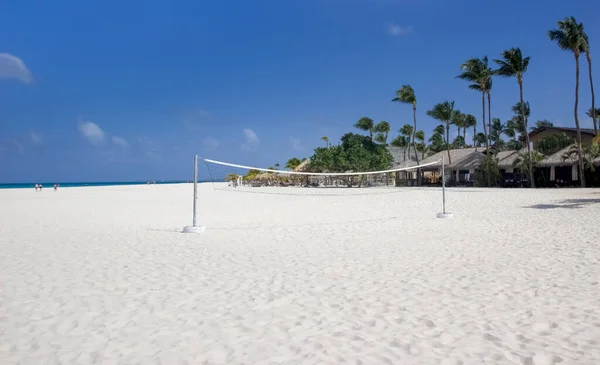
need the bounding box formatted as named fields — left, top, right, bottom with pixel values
left=1, top=0, right=598, bottom=182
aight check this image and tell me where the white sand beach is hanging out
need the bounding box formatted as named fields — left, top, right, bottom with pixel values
left=1, top=184, right=600, bottom=365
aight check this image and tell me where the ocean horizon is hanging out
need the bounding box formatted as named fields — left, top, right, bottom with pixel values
left=0, top=180, right=209, bottom=190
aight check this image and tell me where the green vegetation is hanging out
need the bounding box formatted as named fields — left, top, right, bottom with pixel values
left=278, top=16, right=596, bottom=187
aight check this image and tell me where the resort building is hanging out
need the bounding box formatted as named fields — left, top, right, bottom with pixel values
left=525, top=126, right=597, bottom=147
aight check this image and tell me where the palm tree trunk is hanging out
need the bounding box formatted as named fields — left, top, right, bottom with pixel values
left=487, top=91, right=492, bottom=147
left=473, top=125, right=477, bottom=149
left=587, top=51, right=597, bottom=135
left=574, top=53, right=587, bottom=188
left=463, top=128, right=466, bottom=146
left=412, top=106, right=421, bottom=185
left=481, top=91, right=489, bottom=149
left=519, top=79, right=535, bottom=188
left=446, top=122, right=452, bottom=164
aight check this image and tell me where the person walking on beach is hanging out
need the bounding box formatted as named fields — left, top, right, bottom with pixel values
left=39, top=184, right=43, bottom=191
left=54, top=184, right=58, bottom=191
left=35, top=184, right=39, bottom=191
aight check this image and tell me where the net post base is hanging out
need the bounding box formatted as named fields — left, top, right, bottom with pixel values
left=436, top=212, right=454, bottom=219
left=183, top=226, right=206, bottom=233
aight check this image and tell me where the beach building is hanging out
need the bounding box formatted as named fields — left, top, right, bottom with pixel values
left=393, top=148, right=491, bottom=186
left=525, top=126, right=597, bottom=147
left=496, top=150, right=527, bottom=187
left=387, top=146, right=423, bottom=165
left=534, top=144, right=600, bottom=187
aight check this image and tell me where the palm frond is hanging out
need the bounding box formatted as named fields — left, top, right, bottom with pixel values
left=426, top=101, right=455, bottom=122
left=400, top=124, right=413, bottom=136
left=548, top=17, right=586, bottom=53
left=414, top=130, right=425, bottom=142
left=354, top=117, right=374, bottom=132
left=390, top=135, right=408, bottom=148
left=373, top=121, right=390, bottom=136
left=392, top=85, right=416, bottom=105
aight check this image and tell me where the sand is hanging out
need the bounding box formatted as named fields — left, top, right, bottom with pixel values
left=1, top=183, right=600, bottom=365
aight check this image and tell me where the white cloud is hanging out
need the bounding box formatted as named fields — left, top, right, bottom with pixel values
left=290, top=137, right=304, bottom=151
left=240, top=128, right=259, bottom=151
left=386, top=23, right=413, bottom=36
left=0, top=53, right=33, bottom=84
left=112, top=136, right=129, bottom=148
left=30, top=132, right=43, bottom=145
left=78, top=119, right=105, bottom=145
left=202, top=137, right=219, bottom=150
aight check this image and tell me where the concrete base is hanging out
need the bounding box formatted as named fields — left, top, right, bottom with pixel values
left=436, top=212, right=454, bottom=219
left=183, top=226, right=206, bottom=233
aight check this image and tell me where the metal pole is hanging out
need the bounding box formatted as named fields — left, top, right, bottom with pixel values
left=441, top=156, right=446, bottom=214
left=192, top=154, right=198, bottom=227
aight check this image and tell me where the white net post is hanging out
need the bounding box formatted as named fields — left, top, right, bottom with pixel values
left=437, top=155, right=453, bottom=218
left=183, top=154, right=206, bottom=233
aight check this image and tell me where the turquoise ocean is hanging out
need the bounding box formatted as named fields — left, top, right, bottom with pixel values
left=0, top=181, right=197, bottom=190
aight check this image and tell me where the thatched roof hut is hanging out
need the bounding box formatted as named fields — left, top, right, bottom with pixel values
left=537, top=145, right=579, bottom=168
left=405, top=148, right=484, bottom=170
left=497, top=150, right=520, bottom=169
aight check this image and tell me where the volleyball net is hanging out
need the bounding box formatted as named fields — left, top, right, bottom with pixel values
left=182, top=155, right=452, bottom=232
left=202, top=157, right=442, bottom=195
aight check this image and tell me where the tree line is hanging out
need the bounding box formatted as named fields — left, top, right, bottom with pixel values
left=281, top=16, right=597, bottom=188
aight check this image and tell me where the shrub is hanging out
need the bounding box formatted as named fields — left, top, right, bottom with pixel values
left=475, top=155, right=500, bottom=187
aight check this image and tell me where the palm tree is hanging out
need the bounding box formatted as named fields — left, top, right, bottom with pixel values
left=427, top=101, right=455, bottom=164
left=390, top=135, right=409, bottom=161
left=433, top=124, right=445, bottom=140
left=514, top=150, right=544, bottom=184
left=463, top=114, right=477, bottom=148
left=392, top=85, right=420, bottom=164
left=354, top=117, right=374, bottom=140
left=486, top=77, right=493, bottom=146
left=582, top=27, right=596, bottom=135
left=399, top=124, right=414, bottom=162
left=457, top=57, right=491, bottom=149
left=428, top=133, right=445, bottom=154
left=285, top=157, right=302, bottom=170
left=586, top=107, right=600, bottom=134
left=535, top=133, right=574, bottom=155
left=414, top=130, right=427, bottom=156
left=549, top=16, right=588, bottom=187
left=508, top=101, right=531, bottom=141
left=562, top=143, right=600, bottom=172
left=474, top=133, right=487, bottom=148
left=494, top=47, right=535, bottom=188
left=451, top=110, right=465, bottom=148
left=321, top=136, right=329, bottom=147
left=490, top=118, right=505, bottom=146
left=533, top=119, right=554, bottom=131
left=373, top=121, right=391, bottom=145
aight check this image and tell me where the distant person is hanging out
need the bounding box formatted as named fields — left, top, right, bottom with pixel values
left=39, top=184, right=43, bottom=191
left=35, top=184, right=39, bottom=191
left=54, top=184, right=58, bottom=191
